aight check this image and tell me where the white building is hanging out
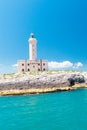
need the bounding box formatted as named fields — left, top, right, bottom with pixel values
left=17, top=33, right=48, bottom=72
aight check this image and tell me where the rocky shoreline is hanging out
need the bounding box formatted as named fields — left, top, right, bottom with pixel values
left=0, top=71, right=87, bottom=96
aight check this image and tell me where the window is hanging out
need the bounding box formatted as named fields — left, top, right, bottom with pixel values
left=22, top=69, right=24, bottom=72
left=33, top=66, right=35, bottom=68
left=43, top=68, right=45, bottom=71
left=28, top=63, right=29, bottom=66
left=43, top=63, right=45, bottom=66
left=28, top=69, right=30, bottom=71
left=38, top=63, right=40, bottom=66
left=22, top=63, right=24, bottom=66
left=38, top=69, right=40, bottom=71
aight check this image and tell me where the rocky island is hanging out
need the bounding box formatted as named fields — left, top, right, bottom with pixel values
left=0, top=70, right=87, bottom=96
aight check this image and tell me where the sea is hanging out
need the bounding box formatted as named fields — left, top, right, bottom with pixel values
left=0, top=89, right=87, bottom=130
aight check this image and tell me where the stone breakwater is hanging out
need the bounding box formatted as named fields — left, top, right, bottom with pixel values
left=0, top=71, right=87, bottom=96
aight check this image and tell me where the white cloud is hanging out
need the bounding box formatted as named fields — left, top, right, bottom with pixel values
left=48, top=61, right=83, bottom=69
left=73, top=62, right=83, bottom=68
left=12, top=64, right=18, bottom=67
left=48, top=61, right=73, bottom=69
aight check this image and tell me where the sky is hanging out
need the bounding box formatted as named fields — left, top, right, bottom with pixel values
left=0, top=0, right=87, bottom=73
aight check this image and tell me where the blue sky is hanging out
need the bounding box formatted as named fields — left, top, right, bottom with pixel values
left=0, top=0, right=87, bottom=73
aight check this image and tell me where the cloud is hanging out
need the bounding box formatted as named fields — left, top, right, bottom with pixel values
left=12, top=64, right=18, bottom=67
left=48, top=61, right=73, bottom=69
left=48, top=61, right=83, bottom=69
left=73, top=62, right=83, bottom=68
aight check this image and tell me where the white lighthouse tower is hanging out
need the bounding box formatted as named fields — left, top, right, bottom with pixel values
left=17, top=33, right=48, bottom=72
left=28, top=33, right=37, bottom=60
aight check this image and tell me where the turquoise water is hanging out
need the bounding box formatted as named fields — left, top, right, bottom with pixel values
left=0, top=89, right=87, bottom=130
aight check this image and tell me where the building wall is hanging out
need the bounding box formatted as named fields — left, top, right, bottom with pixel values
left=29, top=37, right=37, bottom=60
left=29, top=43, right=37, bottom=60
left=17, top=60, right=48, bottom=73
left=17, top=60, right=27, bottom=72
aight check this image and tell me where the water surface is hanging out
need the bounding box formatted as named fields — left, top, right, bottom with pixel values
left=0, top=89, right=87, bottom=130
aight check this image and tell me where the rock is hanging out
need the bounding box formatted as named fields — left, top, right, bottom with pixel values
left=0, top=71, right=87, bottom=95
left=68, top=74, right=85, bottom=86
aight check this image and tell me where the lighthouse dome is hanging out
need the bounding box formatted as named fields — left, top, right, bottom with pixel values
left=28, top=33, right=37, bottom=43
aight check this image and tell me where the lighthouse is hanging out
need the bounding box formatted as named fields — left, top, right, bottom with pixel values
left=17, top=33, right=48, bottom=72
left=28, top=33, right=37, bottom=60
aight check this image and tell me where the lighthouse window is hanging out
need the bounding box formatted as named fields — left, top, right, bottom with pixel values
left=43, top=63, right=45, bottom=66
left=43, top=68, right=45, bottom=71
left=33, top=66, right=35, bottom=68
left=38, top=69, right=40, bottom=71
left=22, top=69, right=24, bottom=72
left=22, top=63, right=24, bottom=66
left=28, top=69, right=30, bottom=71
left=28, top=63, right=29, bottom=66
left=38, top=63, right=40, bottom=66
